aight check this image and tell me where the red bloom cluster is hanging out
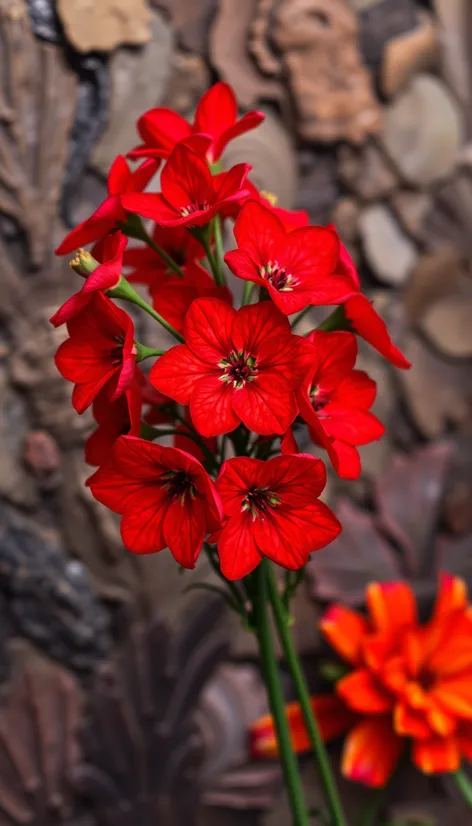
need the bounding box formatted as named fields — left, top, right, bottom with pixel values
left=51, top=79, right=410, bottom=580
left=251, top=575, right=472, bottom=786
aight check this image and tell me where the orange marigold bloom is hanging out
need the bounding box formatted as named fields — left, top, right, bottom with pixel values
left=250, top=574, right=472, bottom=787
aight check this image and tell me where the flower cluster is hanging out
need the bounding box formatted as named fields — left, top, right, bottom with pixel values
left=52, top=80, right=409, bottom=583
left=251, top=574, right=472, bottom=786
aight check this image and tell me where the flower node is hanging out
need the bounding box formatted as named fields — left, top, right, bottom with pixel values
left=219, top=350, right=258, bottom=389
left=241, top=486, right=281, bottom=520
left=160, top=470, right=196, bottom=503
left=259, top=260, right=295, bottom=292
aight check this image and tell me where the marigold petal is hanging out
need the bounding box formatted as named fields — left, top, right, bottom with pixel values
left=342, top=717, right=403, bottom=788
left=394, top=703, right=431, bottom=740
left=319, top=604, right=369, bottom=665
left=337, top=669, right=393, bottom=714
left=431, top=672, right=472, bottom=719
left=250, top=694, right=354, bottom=758
left=434, top=573, right=468, bottom=623
left=366, top=581, right=417, bottom=637
left=412, top=735, right=460, bottom=774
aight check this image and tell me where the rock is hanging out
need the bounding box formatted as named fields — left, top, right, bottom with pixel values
left=0, top=365, right=37, bottom=508
left=297, top=149, right=339, bottom=225
left=404, top=247, right=464, bottom=322
left=155, top=0, right=217, bottom=53
left=331, top=197, right=361, bottom=244
left=23, top=430, right=61, bottom=474
left=338, top=141, right=398, bottom=200
left=391, top=189, right=432, bottom=239
left=57, top=0, right=151, bottom=53
left=272, top=0, right=382, bottom=143
left=210, top=0, right=284, bottom=110
left=357, top=0, right=419, bottom=69
left=381, top=11, right=439, bottom=97
left=359, top=204, right=418, bottom=285
left=434, top=0, right=472, bottom=136
left=162, top=51, right=210, bottom=116
left=398, top=332, right=472, bottom=438
left=222, top=108, right=298, bottom=209
left=420, top=293, right=472, bottom=359
left=90, top=9, right=173, bottom=175
left=421, top=172, right=472, bottom=262
left=382, top=74, right=464, bottom=187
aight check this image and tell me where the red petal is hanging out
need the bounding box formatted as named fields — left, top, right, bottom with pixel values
left=214, top=110, right=265, bottom=161
left=233, top=200, right=283, bottom=266
left=120, top=491, right=168, bottom=554
left=343, top=295, right=411, bottom=369
left=305, top=330, right=357, bottom=390
left=224, top=249, right=265, bottom=285
left=87, top=465, right=146, bottom=513
left=107, top=155, right=131, bottom=195
left=194, top=81, right=237, bottom=141
left=216, top=456, right=262, bottom=517
left=394, top=702, right=432, bottom=739
left=121, top=193, right=179, bottom=225
left=163, top=498, right=206, bottom=568
left=127, top=158, right=160, bottom=193
left=217, top=513, right=263, bottom=580
left=255, top=499, right=341, bottom=569
left=184, top=297, right=235, bottom=363
left=366, top=581, right=417, bottom=637
left=434, top=573, right=468, bottom=623
left=330, top=370, right=377, bottom=410
left=161, top=143, right=215, bottom=211
left=412, top=735, right=460, bottom=774
left=329, top=440, right=362, bottom=480
left=321, top=407, right=385, bottom=446
left=50, top=292, right=91, bottom=327
left=150, top=345, right=209, bottom=405
left=190, top=375, right=240, bottom=437
left=55, top=196, right=124, bottom=255
left=136, top=107, right=192, bottom=157
left=232, top=373, right=298, bottom=435
left=337, top=670, right=393, bottom=714
left=319, top=604, right=369, bottom=665
left=342, top=717, right=403, bottom=787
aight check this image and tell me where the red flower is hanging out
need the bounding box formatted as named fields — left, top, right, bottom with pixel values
left=50, top=232, right=127, bottom=328
left=55, top=156, right=159, bottom=255
left=124, top=224, right=203, bottom=287
left=251, top=575, right=472, bottom=786
left=54, top=292, right=136, bottom=414
left=335, top=243, right=411, bottom=370
left=243, top=180, right=310, bottom=230
left=214, top=454, right=341, bottom=580
left=173, top=408, right=218, bottom=465
left=85, top=371, right=143, bottom=466
left=287, top=331, right=385, bottom=480
left=149, top=260, right=233, bottom=335
left=87, top=435, right=223, bottom=568
left=224, top=201, right=356, bottom=315
left=150, top=297, right=315, bottom=437
left=129, top=81, right=264, bottom=164
left=122, top=144, right=250, bottom=229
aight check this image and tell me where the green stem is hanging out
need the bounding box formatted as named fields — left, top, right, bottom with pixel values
left=356, top=787, right=386, bottom=826
left=266, top=564, right=348, bottom=826
left=212, top=215, right=226, bottom=287
left=241, top=281, right=255, bottom=306
left=291, top=305, right=312, bottom=330
left=110, top=281, right=184, bottom=342
left=316, top=305, right=347, bottom=333
left=453, top=769, right=472, bottom=808
left=252, top=561, right=310, bottom=826
left=135, top=342, right=165, bottom=362
left=121, top=217, right=184, bottom=277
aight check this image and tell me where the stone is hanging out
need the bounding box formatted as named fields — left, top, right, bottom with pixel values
left=381, top=11, right=439, bottom=97
left=420, top=293, right=472, bottom=359
left=338, top=141, right=398, bottom=201
left=403, top=247, right=464, bottom=322
left=272, top=0, right=382, bottom=143
left=359, top=204, right=418, bottom=285
left=57, top=0, right=151, bottom=53
left=222, top=108, right=298, bottom=209
left=331, top=197, right=360, bottom=244
left=0, top=365, right=37, bottom=508
left=163, top=51, right=209, bottom=116
left=382, top=74, right=464, bottom=187
left=391, top=190, right=432, bottom=239
left=357, top=0, right=418, bottom=69
left=434, top=0, right=472, bottom=136
left=23, top=430, right=61, bottom=474
left=296, top=149, right=339, bottom=225
left=90, top=9, right=173, bottom=176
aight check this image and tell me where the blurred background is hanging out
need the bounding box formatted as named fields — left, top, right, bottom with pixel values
left=0, top=0, right=471, bottom=823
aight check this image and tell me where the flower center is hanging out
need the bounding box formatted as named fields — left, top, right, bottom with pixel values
left=309, top=384, right=329, bottom=413
left=110, top=335, right=125, bottom=366
left=180, top=202, right=209, bottom=217
left=241, top=486, right=281, bottom=520
left=418, top=668, right=436, bottom=692
left=259, top=260, right=295, bottom=291
left=219, top=351, right=258, bottom=389
left=160, top=470, right=196, bottom=504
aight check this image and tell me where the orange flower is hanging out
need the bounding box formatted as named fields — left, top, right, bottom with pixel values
left=250, top=574, right=472, bottom=787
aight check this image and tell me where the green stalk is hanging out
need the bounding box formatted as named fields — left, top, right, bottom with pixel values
left=109, top=280, right=184, bottom=342
left=212, top=215, right=227, bottom=287
left=453, top=769, right=472, bottom=808
left=241, top=281, right=255, bottom=306
left=356, top=787, right=386, bottom=826
left=266, top=564, right=348, bottom=826
left=252, top=561, right=310, bottom=826
left=121, top=217, right=184, bottom=277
